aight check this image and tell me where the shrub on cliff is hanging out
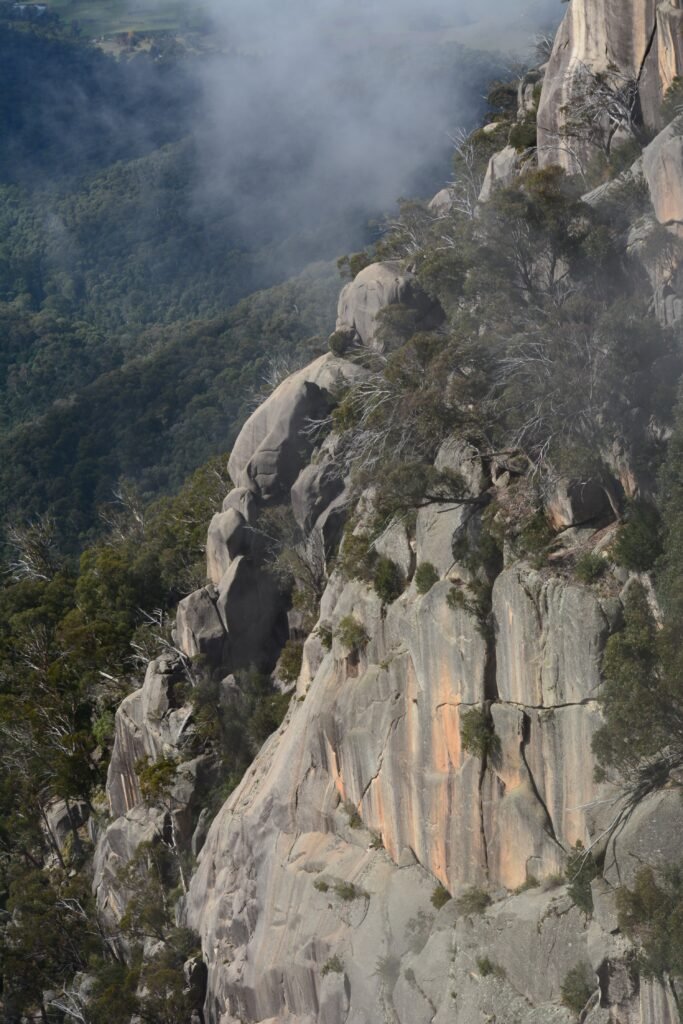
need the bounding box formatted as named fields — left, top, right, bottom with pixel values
left=616, top=864, right=683, bottom=980
left=373, top=556, right=405, bottom=604
left=461, top=707, right=500, bottom=762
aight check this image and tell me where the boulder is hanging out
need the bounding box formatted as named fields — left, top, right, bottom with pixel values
left=479, top=145, right=527, bottom=202
left=642, top=114, right=683, bottom=225
left=428, top=187, right=454, bottom=217
left=222, top=485, right=258, bottom=523
left=434, top=436, right=491, bottom=497
left=206, top=508, right=248, bottom=585
left=228, top=354, right=360, bottom=502
left=336, top=261, right=443, bottom=352
left=174, top=585, right=226, bottom=664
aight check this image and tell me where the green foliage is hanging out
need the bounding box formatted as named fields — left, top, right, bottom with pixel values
left=415, top=561, right=440, bottom=594
left=316, top=622, right=334, bottom=650
left=592, top=583, right=667, bottom=780
left=314, top=879, right=330, bottom=892
left=612, top=501, right=663, bottom=572
left=486, top=80, right=518, bottom=117
left=616, top=865, right=683, bottom=980
left=337, top=251, right=372, bottom=280
left=455, top=887, right=491, bottom=916
left=431, top=883, right=451, bottom=909
left=136, top=755, right=177, bottom=803
left=565, top=842, right=599, bottom=915
left=344, top=800, right=363, bottom=829
left=460, top=707, right=500, bottom=762
left=333, top=881, right=364, bottom=902
left=373, top=555, right=405, bottom=604
left=509, top=118, right=537, bottom=151
left=476, top=956, right=506, bottom=979
left=279, top=639, right=305, bottom=684
left=575, top=552, right=607, bottom=584
left=335, top=615, right=370, bottom=653
left=514, top=875, right=540, bottom=894
left=560, top=963, right=594, bottom=1015
left=338, top=526, right=376, bottom=583
left=321, top=955, right=344, bottom=976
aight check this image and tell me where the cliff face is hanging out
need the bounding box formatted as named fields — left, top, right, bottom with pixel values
left=537, top=0, right=683, bottom=172
left=91, top=3, right=683, bottom=1022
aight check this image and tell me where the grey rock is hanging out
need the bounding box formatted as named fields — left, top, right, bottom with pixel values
left=336, top=261, right=443, bottom=352
left=222, top=485, right=258, bottom=524
left=604, top=788, right=683, bottom=888
left=374, top=519, right=413, bottom=579
left=93, top=804, right=168, bottom=927
left=44, top=798, right=89, bottom=853
left=479, top=145, right=528, bottom=202
left=428, top=187, right=454, bottom=217
left=206, top=509, right=248, bottom=585
left=493, top=564, right=613, bottom=706
left=291, top=459, right=344, bottom=535
left=642, top=114, right=683, bottom=225
left=228, top=355, right=362, bottom=502
left=175, top=585, right=226, bottom=664
left=415, top=502, right=475, bottom=578
left=435, top=436, right=491, bottom=497
left=216, top=555, right=289, bottom=675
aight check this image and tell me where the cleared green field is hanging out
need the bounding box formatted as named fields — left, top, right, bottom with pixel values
left=46, top=0, right=207, bottom=37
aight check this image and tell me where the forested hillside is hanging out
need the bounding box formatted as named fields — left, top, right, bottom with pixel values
left=0, top=11, right=501, bottom=550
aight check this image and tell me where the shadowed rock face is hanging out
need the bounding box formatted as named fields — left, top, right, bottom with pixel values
left=537, top=0, right=683, bottom=173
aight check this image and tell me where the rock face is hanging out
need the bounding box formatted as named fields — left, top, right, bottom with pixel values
left=336, top=261, right=443, bottom=352
left=537, top=0, right=683, bottom=172
left=228, top=354, right=361, bottom=502
left=479, top=145, right=528, bottom=202
left=642, top=114, right=683, bottom=225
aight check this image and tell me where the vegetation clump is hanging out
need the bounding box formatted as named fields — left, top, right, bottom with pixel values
left=476, top=956, right=506, bottom=979
left=373, top=556, right=405, bottom=604
left=415, top=561, right=440, bottom=594
left=455, top=887, right=491, bottom=916
left=431, top=883, right=452, bottom=910
left=565, top=841, right=599, bottom=915
left=616, top=864, right=683, bottom=980
left=321, top=955, right=344, bottom=976
left=574, top=552, right=607, bottom=584
left=560, top=962, right=594, bottom=1015
left=335, top=615, right=370, bottom=653
left=460, top=707, right=500, bottom=762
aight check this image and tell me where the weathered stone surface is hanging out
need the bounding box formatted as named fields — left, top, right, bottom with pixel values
left=228, top=355, right=360, bottom=501
left=206, top=509, right=248, bottom=585
left=493, top=564, right=613, bottom=706
left=479, top=145, right=527, bottom=202
left=222, top=485, right=258, bottom=523
left=107, top=655, right=191, bottom=818
left=175, top=585, right=226, bottom=663
left=643, top=115, right=683, bottom=225
left=216, top=555, right=288, bottom=674
left=537, top=0, right=683, bottom=172
left=428, top=187, right=454, bottom=217
left=291, top=459, right=344, bottom=535
left=435, top=436, right=491, bottom=497
left=93, top=804, right=168, bottom=927
left=604, top=787, right=683, bottom=887
left=44, top=798, right=89, bottom=853
left=415, top=502, right=475, bottom=578
left=336, top=261, right=443, bottom=352
left=545, top=476, right=612, bottom=529
left=373, top=518, right=413, bottom=579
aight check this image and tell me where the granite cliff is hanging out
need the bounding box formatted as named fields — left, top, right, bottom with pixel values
left=90, top=3, right=683, bottom=1022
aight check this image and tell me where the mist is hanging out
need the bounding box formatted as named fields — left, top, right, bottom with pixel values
left=183, top=0, right=563, bottom=256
